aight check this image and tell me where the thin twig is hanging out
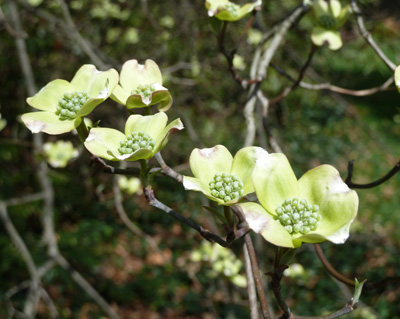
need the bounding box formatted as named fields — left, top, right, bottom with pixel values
left=244, top=234, right=272, bottom=319
left=155, top=152, right=183, bottom=183
left=314, top=244, right=356, bottom=286
left=315, top=243, right=400, bottom=292
left=292, top=302, right=354, bottom=319
left=271, top=64, right=395, bottom=96
left=144, top=187, right=231, bottom=247
left=345, top=160, right=400, bottom=189
left=350, top=0, right=396, bottom=71
left=270, top=44, right=318, bottom=104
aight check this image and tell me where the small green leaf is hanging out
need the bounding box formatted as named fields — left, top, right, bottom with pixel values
left=353, top=278, right=366, bottom=305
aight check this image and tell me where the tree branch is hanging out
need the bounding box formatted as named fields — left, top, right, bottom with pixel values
left=244, top=234, right=272, bottom=319
left=144, top=187, right=232, bottom=247
left=350, top=0, right=396, bottom=72
left=345, top=159, right=400, bottom=189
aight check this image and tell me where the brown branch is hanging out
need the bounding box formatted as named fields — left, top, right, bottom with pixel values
left=144, top=187, right=232, bottom=247
left=270, top=44, right=318, bottom=104
left=345, top=159, right=400, bottom=189
left=244, top=234, right=272, bottom=319
left=315, top=243, right=400, bottom=293
left=314, top=244, right=356, bottom=286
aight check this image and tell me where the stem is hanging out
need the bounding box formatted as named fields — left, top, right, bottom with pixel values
left=139, top=159, right=150, bottom=186
left=143, top=106, right=151, bottom=115
left=75, top=119, right=89, bottom=142
left=224, top=205, right=234, bottom=227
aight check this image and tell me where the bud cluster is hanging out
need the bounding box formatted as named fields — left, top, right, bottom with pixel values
left=318, top=15, right=337, bottom=29
left=118, top=131, right=156, bottom=155
left=133, top=84, right=156, bottom=100
left=56, top=91, right=90, bottom=121
left=275, top=198, right=321, bottom=235
left=209, top=173, right=244, bottom=202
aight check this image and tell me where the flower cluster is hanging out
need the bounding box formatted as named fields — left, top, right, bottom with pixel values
left=309, top=0, right=350, bottom=50
left=184, top=147, right=359, bottom=248
left=21, top=59, right=182, bottom=163
left=205, top=0, right=261, bottom=22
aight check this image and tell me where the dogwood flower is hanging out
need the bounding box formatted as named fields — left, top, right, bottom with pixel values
left=239, top=153, right=358, bottom=248
left=310, top=0, right=350, bottom=50
left=205, top=0, right=261, bottom=22
left=183, top=145, right=266, bottom=205
left=21, top=65, right=119, bottom=135
left=111, top=59, right=173, bottom=111
left=84, top=112, right=183, bottom=161
left=43, top=140, right=79, bottom=168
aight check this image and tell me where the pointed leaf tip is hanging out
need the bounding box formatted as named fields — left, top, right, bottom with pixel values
left=353, top=278, right=366, bottom=305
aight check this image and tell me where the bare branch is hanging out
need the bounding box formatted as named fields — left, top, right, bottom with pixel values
left=314, top=244, right=356, bottom=286
left=144, top=187, right=231, bottom=247
left=244, top=234, right=272, bottom=319
left=270, top=44, right=318, bottom=104
left=351, top=0, right=397, bottom=72
left=155, top=152, right=183, bottom=183
left=244, top=243, right=261, bottom=319
left=345, top=159, right=400, bottom=189
left=0, top=202, right=41, bottom=319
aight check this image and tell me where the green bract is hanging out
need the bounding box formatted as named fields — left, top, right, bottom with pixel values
left=118, top=176, right=142, bottom=195
left=310, top=0, right=350, bottom=50
left=43, top=140, right=79, bottom=168
left=84, top=112, right=183, bottom=161
left=205, top=0, right=261, bottom=22
left=395, top=65, right=400, bottom=94
left=111, top=59, right=173, bottom=111
left=21, top=65, right=119, bottom=135
left=183, top=145, right=267, bottom=205
left=239, top=153, right=358, bottom=248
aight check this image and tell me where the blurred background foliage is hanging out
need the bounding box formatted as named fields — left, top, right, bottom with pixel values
left=0, top=0, right=399, bottom=318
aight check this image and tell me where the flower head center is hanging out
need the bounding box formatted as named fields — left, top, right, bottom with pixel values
left=56, top=91, right=90, bottom=121
left=275, top=198, right=321, bottom=235
left=318, top=14, right=337, bottom=29
left=132, top=84, right=156, bottom=101
left=224, top=2, right=240, bottom=16
left=118, top=131, right=156, bottom=155
left=209, top=173, right=244, bottom=203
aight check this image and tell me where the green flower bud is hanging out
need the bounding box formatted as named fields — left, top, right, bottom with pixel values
left=208, top=172, right=245, bottom=203
left=274, top=197, right=321, bottom=235
left=55, top=91, right=90, bottom=121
